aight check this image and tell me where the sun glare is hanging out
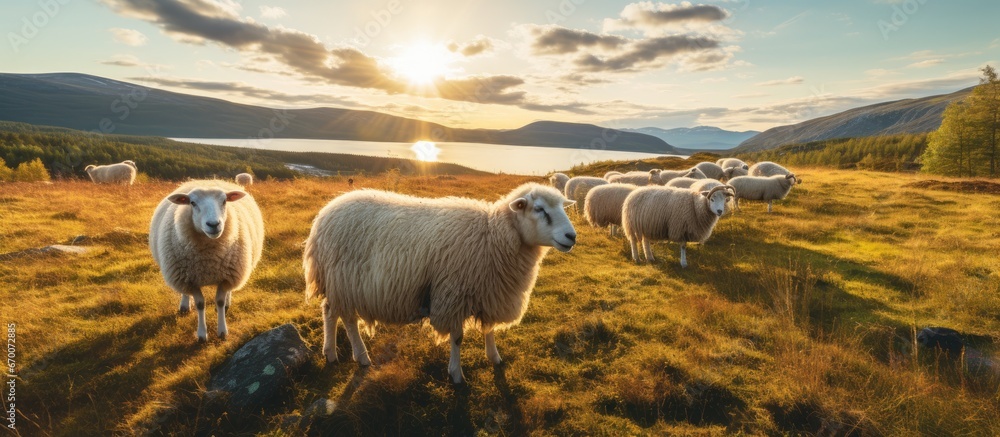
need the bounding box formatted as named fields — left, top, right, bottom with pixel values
left=411, top=140, right=441, bottom=162
left=391, top=42, right=453, bottom=85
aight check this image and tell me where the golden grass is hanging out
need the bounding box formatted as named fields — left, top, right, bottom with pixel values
left=2, top=168, right=999, bottom=435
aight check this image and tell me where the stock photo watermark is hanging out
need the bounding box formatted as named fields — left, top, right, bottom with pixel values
left=7, top=0, right=71, bottom=54
left=351, top=0, right=404, bottom=47
left=5, top=323, right=15, bottom=430
left=878, top=0, right=929, bottom=40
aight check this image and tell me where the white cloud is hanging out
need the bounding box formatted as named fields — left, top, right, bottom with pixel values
left=906, top=59, right=944, bottom=69
left=259, top=6, right=286, bottom=19
left=109, top=28, right=147, bottom=46
left=755, top=76, right=804, bottom=86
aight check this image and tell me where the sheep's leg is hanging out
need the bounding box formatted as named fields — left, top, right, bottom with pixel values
left=449, top=331, right=466, bottom=384
left=321, top=301, right=338, bottom=363
left=628, top=236, right=641, bottom=263
left=642, top=238, right=656, bottom=263
left=191, top=290, right=207, bottom=342
left=484, top=330, right=502, bottom=365
left=679, top=242, right=688, bottom=268
left=609, top=225, right=615, bottom=237
left=215, top=285, right=231, bottom=340
left=178, top=294, right=191, bottom=314
left=767, top=200, right=773, bottom=213
left=342, top=317, right=372, bottom=366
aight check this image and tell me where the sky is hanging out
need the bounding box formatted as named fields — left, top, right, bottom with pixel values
left=2, top=0, right=999, bottom=132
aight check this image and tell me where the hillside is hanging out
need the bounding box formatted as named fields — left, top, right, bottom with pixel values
left=0, top=73, right=678, bottom=155
left=735, top=87, right=973, bottom=152
left=623, top=126, right=759, bottom=150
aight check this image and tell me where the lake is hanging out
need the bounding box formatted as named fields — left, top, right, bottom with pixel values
left=171, top=138, right=678, bottom=175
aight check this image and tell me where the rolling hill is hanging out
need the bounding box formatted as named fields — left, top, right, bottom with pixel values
left=734, top=87, right=973, bottom=152
left=623, top=126, right=759, bottom=150
left=0, top=73, right=679, bottom=155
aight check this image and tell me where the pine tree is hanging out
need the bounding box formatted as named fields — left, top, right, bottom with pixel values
left=13, top=158, right=51, bottom=182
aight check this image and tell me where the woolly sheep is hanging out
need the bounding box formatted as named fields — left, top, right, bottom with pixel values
left=549, top=172, right=569, bottom=192
left=303, top=183, right=577, bottom=383
left=607, top=169, right=660, bottom=186
left=727, top=174, right=800, bottom=213
left=603, top=171, right=623, bottom=180
left=665, top=177, right=698, bottom=189
left=748, top=161, right=793, bottom=177
left=723, top=166, right=748, bottom=180
left=564, top=176, right=608, bottom=213
left=717, top=158, right=749, bottom=170
left=652, top=167, right=707, bottom=185
left=149, top=180, right=264, bottom=341
left=584, top=183, right=639, bottom=236
left=84, top=161, right=137, bottom=185
left=235, top=173, right=253, bottom=186
left=622, top=185, right=733, bottom=267
left=694, top=162, right=726, bottom=180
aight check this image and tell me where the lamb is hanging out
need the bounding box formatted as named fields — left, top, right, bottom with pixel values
left=748, top=161, right=793, bottom=177
left=564, top=176, right=608, bottom=212
left=584, top=183, right=639, bottom=236
left=303, top=183, right=577, bottom=384
left=694, top=162, right=726, bottom=180
left=549, top=172, right=570, bottom=192
left=84, top=161, right=137, bottom=185
left=727, top=174, right=800, bottom=213
left=149, top=180, right=265, bottom=341
left=723, top=166, right=748, bottom=180
left=607, top=169, right=660, bottom=186
left=652, top=167, right=707, bottom=185
left=604, top=171, right=623, bottom=180
left=621, top=185, right=733, bottom=267
left=717, top=158, right=749, bottom=170
left=235, top=173, right=253, bottom=186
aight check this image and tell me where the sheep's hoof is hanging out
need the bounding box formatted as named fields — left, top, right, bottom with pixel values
left=450, top=370, right=466, bottom=384
left=197, top=335, right=208, bottom=343
left=324, top=351, right=338, bottom=364
left=178, top=307, right=190, bottom=315
left=218, top=331, right=228, bottom=340
left=355, top=355, right=372, bottom=366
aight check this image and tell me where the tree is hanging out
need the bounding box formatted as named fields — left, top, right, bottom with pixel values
left=922, top=65, right=1000, bottom=177
left=972, top=65, right=1000, bottom=177
left=13, top=158, right=51, bottom=182
left=0, top=157, right=12, bottom=181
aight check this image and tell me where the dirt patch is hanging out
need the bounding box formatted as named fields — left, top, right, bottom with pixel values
left=905, top=179, right=1000, bottom=194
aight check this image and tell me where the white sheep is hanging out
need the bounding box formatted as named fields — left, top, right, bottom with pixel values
left=652, top=167, right=707, bottom=185
left=665, top=177, right=698, bottom=189
left=303, top=183, right=577, bottom=384
left=748, top=161, right=792, bottom=177
left=607, top=169, right=660, bottom=186
left=549, top=172, right=569, bottom=192
left=603, top=171, right=623, bottom=180
left=584, top=183, right=639, bottom=236
left=149, top=180, right=265, bottom=341
left=717, top=158, right=749, bottom=170
left=727, top=174, right=800, bottom=213
left=723, top=166, right=748, bottom=180
left=564, top=176, right=608, bottom=213
left=622, top=185, right=733, bottom=267
left=694, top=162, right=726, bottom=180
left=84, top=161, right=137, bottom=185
left=235, top=173, right=254, bottom=186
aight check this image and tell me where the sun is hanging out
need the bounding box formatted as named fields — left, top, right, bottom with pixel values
left=411, top=140, right=441, bottom=162
left=390, top=42, right=453, bottom=85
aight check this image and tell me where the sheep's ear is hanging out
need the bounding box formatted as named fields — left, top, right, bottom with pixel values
left=509, top=198, right=528, bottom=212
left=226, top=191, right=247, bottom=202
left=562, top=200, right=577, bottom=209
left=168, top=194, right=190, bottom=205
left=699, top=191, right=711, bottom=198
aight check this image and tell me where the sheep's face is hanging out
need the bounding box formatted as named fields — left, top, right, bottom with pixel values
left=700, top=189, right=730, bottom=217
left=168, top=188, right=247, bottom=239
left=509, top=190, right=577, bottom=252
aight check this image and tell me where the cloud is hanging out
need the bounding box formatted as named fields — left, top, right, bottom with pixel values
left=100, top=54, right=163, bottom=69
left=447, top=36, right=494, bottom=57
left=131, top=76, right=361, bottom=107
left=109, top=27, right=147, bottom=46
left=906, top=59, right=944, bottom=68
left=259, top=5, right=286, bottom=19
left=527, top=25, right=626, bottom=54
left=102, top=0, right=573, bottom=112
left=755, top=76, right=804, bottom=86
left=573, top=35, right=719, bottom=72
left=603, top=2, right=728, bottom=33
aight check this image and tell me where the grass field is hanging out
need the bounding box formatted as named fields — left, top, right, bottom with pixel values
left=3, top=168, right=1000, bottom=435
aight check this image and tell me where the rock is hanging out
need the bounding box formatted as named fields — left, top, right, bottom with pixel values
left=917, top=327, right=965, bottom=357
left=207, top=324, right=311, bottom=415
left=305, top=398, right=337, bottom=417
left=0, top=244, right=90, bottom=261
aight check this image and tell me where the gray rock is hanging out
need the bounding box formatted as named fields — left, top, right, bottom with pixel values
left=305, top=398, right=337, bottom=417
left=0, top=244, right=89, bottom=261
left=207, top=324, right=311, bottom=414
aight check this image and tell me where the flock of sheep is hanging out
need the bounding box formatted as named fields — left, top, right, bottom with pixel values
left=551, top=158, right=801, bottom=267
left=81, top=155, right=798, bottom=385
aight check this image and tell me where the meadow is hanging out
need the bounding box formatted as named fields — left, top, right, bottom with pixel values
left=3, top=166, right=1000, bottom=435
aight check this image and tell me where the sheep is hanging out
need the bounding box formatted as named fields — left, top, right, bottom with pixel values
left=584, top=183, right=639, bottom=236
left=303, top=183, right=577, bottom=384
left=727, top=174, right=800, bottom=213
left=665, top=177, right=698, bottom=189
left=652, top=167, right=707, bottom=185
left=604, top=171, right=623, bottom=180
left=607, top=169, right=660, bottom=186
left=717, top=158, right=749, bottom=170
left=723, top=166, right=748, bottom=180
left=149, top=180, right=265, bottom=341
left=621, top=185, right=733, bottom=267
left=84, top=161, right=137, bottom=185
left=122, top=160, right=137, bottom=169
left=564, top=176, right=608, bottom=213
left=549, top=172, right=570, bottom=192
left=235, top=173, right=253, bottom=186
left=694, top=162, right=726, bottom=180
left=748, top=161, right=793, bottom=177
